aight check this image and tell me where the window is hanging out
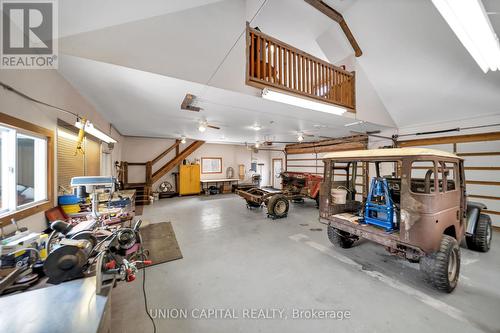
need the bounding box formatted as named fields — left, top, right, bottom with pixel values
left=410, top=160, right=436, bottom=194
left=0, top=113, right=53, bottom=226
left=438, top=162, right=457, bottom=192
left=201, top=157, right=222, bottom=174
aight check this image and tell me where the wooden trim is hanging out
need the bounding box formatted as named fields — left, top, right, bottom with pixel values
left=201, top=157, right=222, bottom=174
left=464, top=166, right=500, bottom=171
left=493, top=226, right=500, bottom=231
left=466, top=180, right=500, bottom=186
left=0, top=112, right=53, bottom=137
left=0, top=201, right=52, bottom=227
left=457, top=151, right=500, bottom=157
left=468, top=194, right=500, bottom=201
left=0, top=112, right=54, bottom=227
left=398, top=131, right=500, bottom=147
left=304, top=0, right=362, bottom=57
left=484, top=210, right=500, bottom=216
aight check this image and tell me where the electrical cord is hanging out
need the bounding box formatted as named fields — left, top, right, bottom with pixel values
left=142, top=248, right=157, bottom=333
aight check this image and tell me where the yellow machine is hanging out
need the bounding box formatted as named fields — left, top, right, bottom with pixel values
left=179, top=164, right=200, bottom=195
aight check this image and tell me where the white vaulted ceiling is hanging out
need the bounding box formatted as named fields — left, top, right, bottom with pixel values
left=56, top=0, right=500, bottom=142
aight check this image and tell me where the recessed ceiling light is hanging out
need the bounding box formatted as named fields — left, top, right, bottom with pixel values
left=252, top=124, right=262, bottom=131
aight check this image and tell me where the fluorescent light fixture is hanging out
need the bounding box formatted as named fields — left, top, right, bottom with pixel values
left=75, top=120, right=116, bottom=143
left=432, top=0, right=500, bottom=72
left=262, top=88, right=346, bottom=115
left=344, top=120, right=364, bottom=127
left=297, top=133, right=304, bottom=142
left=198, top=122, right=206, bottom=132
left=180, top=136, right=186, bottom=144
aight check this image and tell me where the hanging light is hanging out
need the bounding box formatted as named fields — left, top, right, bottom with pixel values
left=255, top=141, right=261, bottom=148
left=297, top=133, right=304, bottom=142
left=180, top=136, right=186, bottom=144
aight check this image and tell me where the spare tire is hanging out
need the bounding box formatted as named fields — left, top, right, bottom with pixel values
left=267, top=194, right=289, bottom=218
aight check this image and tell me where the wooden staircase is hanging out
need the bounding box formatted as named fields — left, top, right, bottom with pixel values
left=119, top=140, right=204, bottom=205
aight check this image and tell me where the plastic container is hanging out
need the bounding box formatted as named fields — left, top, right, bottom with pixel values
left=61, top=204, right=81, bottom=214
left=58, top=195, right=80, bottom=206
left=331, top=188, right=347, bottom=204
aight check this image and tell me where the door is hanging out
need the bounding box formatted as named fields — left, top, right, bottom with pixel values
left=272, top=158, right=283, bottom=189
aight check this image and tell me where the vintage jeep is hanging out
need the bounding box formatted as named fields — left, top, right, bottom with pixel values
left=236, top=171, right=322, bottom=218
left=319, top=148, right=492, bottom=292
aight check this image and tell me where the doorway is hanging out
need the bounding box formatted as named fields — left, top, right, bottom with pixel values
left=272, top=158, right=283, bottom=189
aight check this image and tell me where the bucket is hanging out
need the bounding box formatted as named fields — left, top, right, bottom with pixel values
left=331, top=188, right=347, bottom=204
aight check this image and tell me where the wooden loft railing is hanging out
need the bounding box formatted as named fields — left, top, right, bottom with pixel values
left=246, top=24, right=356, bottom=112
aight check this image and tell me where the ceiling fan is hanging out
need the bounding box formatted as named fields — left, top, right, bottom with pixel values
left=198, top=120, right=220, bottom=132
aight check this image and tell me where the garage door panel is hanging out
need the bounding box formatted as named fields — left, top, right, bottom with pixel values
left=419, top=144, right=454, bottom=152
left=466, top=184, right=500, bottom=197
left=458, top=141, right=500, bottom=152
left=464, top=156, right=500, bottom=167
left=465, top=170, right=500, bottom=182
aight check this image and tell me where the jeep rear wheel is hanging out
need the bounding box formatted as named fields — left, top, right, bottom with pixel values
left=327, top=225, right=356, bottom=248
left=267, top=194, right=289, bottom=218
left=420, top=235, right=460, bottom=293
left=466, top=214, right=492, bottom=253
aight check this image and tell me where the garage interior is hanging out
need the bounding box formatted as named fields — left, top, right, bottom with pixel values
left=0, top=0, right=499, bottom=332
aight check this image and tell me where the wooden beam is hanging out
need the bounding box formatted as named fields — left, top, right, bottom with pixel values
left=466, top=180, right=500, bottom=186
left=398, top=131, right=500, bottom=147
left=304, top=0, right=363, bottom=57
left=457, top=151, right=500, bottom=157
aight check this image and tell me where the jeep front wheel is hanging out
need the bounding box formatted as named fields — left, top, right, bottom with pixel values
left=466, top=214, right=492, bottom=252
left=420, top=235, right=460, bottom=293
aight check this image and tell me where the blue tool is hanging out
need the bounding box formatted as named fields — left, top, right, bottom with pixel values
left=364, top=177, right=396, bottom=232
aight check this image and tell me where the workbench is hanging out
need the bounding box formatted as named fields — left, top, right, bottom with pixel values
left=0, top=277, right=110, bottom=333
left=200, top=178, right=240, bottom=194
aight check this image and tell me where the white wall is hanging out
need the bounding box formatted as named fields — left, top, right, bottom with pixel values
left=0, top=69, right=122, bottom=233
left=121, top=137, right=273, bottom=191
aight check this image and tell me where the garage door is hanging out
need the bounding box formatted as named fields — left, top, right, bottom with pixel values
left=399, top=132, right=500, bottom=227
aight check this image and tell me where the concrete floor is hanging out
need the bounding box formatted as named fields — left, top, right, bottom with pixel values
left=111, top=194, right=500, bottom=333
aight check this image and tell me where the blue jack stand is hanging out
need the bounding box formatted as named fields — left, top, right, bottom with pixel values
left=364, top=178, right=396, bottom=232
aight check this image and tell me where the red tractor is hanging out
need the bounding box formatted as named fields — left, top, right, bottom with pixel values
left=236, top=171, right=322, bottom=218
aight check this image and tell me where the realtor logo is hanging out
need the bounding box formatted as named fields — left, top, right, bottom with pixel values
left=1, top=0, right=58, bottom=69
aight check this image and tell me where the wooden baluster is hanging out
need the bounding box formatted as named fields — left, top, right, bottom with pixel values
left=273, top=42, right=277, bottom=83
left=250, top=33, right=255, bottom=78
left=256, top=35, right=261, bottom=80
left=262, top=39, right=267, bottom=81
left=304, top=58, right=310, bottom=94
left=283, top=49, right=288, bottom=88
left=277, top=45, right=281, bottom=85
left=293, top=52, right=297, bottom=90
left=297, top=55, right=301, bottom=92
left=313, top=61, right=317, bottom=96
left=267, top=41, right=272, bottom=82
left=302, top=56, right=306, bottom=93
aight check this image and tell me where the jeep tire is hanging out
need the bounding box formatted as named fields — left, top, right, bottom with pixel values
left=466, top=213, right=492, bottom=253
left=420, top=235, right=460, bottom=293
